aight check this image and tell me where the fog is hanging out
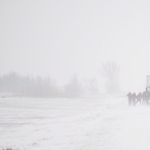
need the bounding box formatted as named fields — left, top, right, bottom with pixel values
left=2, top=2, right=150, bottom=149
left=1, top=1, right=150, bottom=94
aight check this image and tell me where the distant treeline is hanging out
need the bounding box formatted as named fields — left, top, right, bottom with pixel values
left=0, top=72, right=61, bottom=97
left=0, top=72, right=98, bottom=98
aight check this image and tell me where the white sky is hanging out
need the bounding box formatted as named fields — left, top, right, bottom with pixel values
left=1, top=0, right=150, bottom=93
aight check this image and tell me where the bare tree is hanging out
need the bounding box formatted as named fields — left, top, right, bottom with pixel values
left=83, top=78, right=99, bottom=95
left=100, top=61, right=120, bottom=94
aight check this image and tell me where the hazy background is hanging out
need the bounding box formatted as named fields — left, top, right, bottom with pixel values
left=1, top=0, right=150, bottom=94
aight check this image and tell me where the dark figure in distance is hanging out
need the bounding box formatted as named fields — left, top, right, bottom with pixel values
left=136, top=92, right=142, bottom=105
left=144, top=88, right=150, bottom=105
left=127, top=92, right=132, bottom=106
left=132, top=92, right=136, bottom=106
left=142, top=91, right=146, bottom=105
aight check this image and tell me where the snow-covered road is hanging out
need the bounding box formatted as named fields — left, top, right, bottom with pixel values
left=0, top=95, right=150, bottom=150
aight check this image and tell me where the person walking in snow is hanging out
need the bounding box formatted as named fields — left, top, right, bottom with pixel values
left=144, top=88, right=150, bottom=105
left=127, top=92, right=132, bottom=106
left=136, top=92, right=142, bottom=105
left=132, top=92, right=136, bottom=106
left=142, top=91, right=146, bottom=105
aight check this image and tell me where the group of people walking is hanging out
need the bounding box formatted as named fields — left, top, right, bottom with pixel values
left=127, top=88, right=150, bottom=106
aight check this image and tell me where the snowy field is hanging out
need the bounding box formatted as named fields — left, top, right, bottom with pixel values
left=1, top=95, right=150, bottom=150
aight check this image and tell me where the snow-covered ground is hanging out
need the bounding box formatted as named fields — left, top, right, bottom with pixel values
left=1, top=95, right=150, bottom=150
